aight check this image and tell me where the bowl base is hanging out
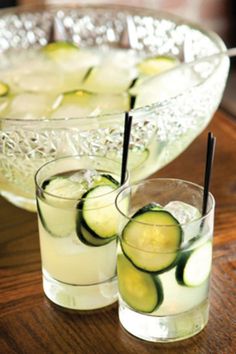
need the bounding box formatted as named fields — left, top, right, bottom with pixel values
left=0, top=190, right=36, bottom=212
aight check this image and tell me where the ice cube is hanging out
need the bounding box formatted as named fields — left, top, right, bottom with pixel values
left=83, top=169, right=102, bottom=189
left=15, top=71, right=65, bottom=93
left=91, top=93, right=130, bottom=114
left=50, top=103, right=92, bottom=119
left=55, top=48, right=101, bottom=73
left=68, top=169, right=101, bottom=190
left=82, top=65, right=136, bottom=94
left=5, top=93, right=55, bottom=119
left=133, top=65, right=201, bottom=108
left=101, top=48, right=139, bottom=69
left=164, top=201, right=201, bottom=243
left=165, top=201, right=201, bottom=224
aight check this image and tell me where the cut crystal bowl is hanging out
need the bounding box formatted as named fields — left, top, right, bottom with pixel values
left=0, top=3, right=229, bottom=211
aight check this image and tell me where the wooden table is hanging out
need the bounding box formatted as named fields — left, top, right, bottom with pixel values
left=0, top=110, right=235, bottom=354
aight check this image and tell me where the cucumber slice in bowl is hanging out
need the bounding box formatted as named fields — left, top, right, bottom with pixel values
left=0, top=81, right=9, bottom=97
left=137, top=55, right=179, bottom=76
left=42, top=41, right=79, bottom=62
left=117, top=254, right=163, bottom=313
left=176, top=241, right=212, bottom=287
left=121, top=207, right=182, bottom=273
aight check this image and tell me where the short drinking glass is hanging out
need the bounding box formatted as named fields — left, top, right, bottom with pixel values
left=35, top=155, right=128, bottom=310
left=115, top=178, right=214, bottom=342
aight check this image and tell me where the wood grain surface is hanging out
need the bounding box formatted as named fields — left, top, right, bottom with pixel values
left=0, top=110, right=235, bottom=354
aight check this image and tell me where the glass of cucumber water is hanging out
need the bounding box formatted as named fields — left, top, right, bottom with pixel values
left=115, top=178, right=215, bottom=342
left=35, top=155, right=128, bottom=311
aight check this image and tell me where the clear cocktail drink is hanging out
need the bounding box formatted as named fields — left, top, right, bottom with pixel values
left=35, top=155, right=128, bottom=310
left=115, top=178, right=214, bottom=342
left=0, top=40, right=225, bottom=211
left=0, top=43, right=179, bottom=209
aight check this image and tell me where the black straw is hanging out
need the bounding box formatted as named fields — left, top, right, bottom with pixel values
left=120, top=112, right=132, bottom=185
left=202, top=132, right=216, bottom=216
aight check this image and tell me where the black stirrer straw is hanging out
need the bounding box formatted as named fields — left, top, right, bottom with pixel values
left=120, top=112, right=133, bottom=185
left=202, top=132, right=216, bottom=216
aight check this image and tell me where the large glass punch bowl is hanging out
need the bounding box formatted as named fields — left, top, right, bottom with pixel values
left=0, top=3, right=229, bottom=211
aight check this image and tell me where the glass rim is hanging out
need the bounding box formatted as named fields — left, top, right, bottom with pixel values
left=0, top=2, right=227, bottom=124
left=115, top=177, right=215, bottom=227
left=35, top=154, right=128, bottom=202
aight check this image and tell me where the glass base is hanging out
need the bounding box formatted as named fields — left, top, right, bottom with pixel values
left=0, top=190, right=36, bottom=212
left=43, top=271, right=118, bottom=311
left=119, top=299, right=209, bottom=342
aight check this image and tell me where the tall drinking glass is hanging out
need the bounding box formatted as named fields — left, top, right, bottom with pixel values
left=35, top=155, right=128, bottom=311
left=115, top=178, right=215, bottom=342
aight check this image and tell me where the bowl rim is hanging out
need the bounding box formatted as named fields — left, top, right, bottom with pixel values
left=0, top=2, right=228, bottom=124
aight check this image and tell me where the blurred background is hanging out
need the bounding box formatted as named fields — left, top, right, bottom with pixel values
left=0, top=0, right=235, bottom=116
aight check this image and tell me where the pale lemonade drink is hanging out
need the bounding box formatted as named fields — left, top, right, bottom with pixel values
left=0, top=42, right=211, bottom=211
left=35, top=155, right=128, bottom=310
left=115, top=179, right=214, bottom=342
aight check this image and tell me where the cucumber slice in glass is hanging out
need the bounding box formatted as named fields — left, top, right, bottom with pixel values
left=42, top=176, right=85, bottom=200
left=176, top=241, right=212, bottom=287
left=117, top=254, right=163, bottom=313
left=121, top=207, right=182, bottom=273
left=38, top=176, right=84, bottom=237
left=133, top=203, right=162, bottom=217
left=81, top=184, right=119, bottom=239
left=76, top=173, right=120, bottom=245
left=37, top=198, right=76, bottom=238
left=77, top=222, right=116, bottom=247
left=92, top=174, right=119, bottom=188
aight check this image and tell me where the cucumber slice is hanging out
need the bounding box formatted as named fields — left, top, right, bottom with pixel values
left=176, top=241, right=212, bottom=287
left=37, top=176, right=84, bottom=237
left=81, top=184, right=119, bottom=239
left=51, top=90, right=129, bottom=118
left=121, top=207, right=182, bottom=273
left=133, top=203, right=162, bottom=217
left=129, top=56, right=178, bottom=99
left=51, top=90, right=94, bottom=118
left=42, top=176, right=85, bottom=200
left=92, top=174, right=119, bottom=188
left=43, top=41, right=79, bottom=62
left=77, top=222, right=116, bottom=247
left=76, top=173, right=120, bottom=245
left=0, top=81, right=9, bottom=97
left=137, top=56, right=179, bottom=76
left=117, top=254, right=163, bottom=313
left=37, top=198, right=76, bottom=238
